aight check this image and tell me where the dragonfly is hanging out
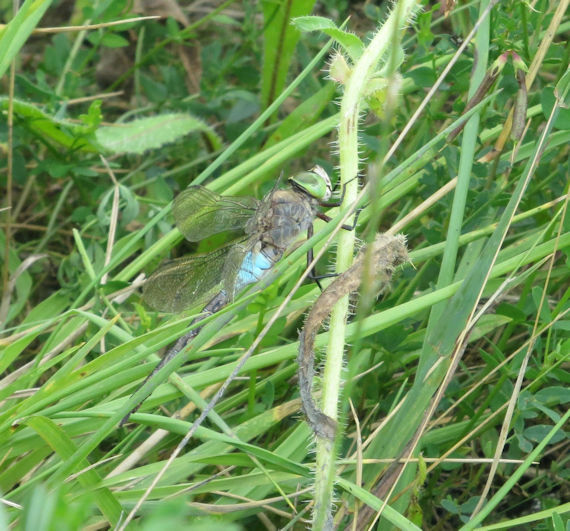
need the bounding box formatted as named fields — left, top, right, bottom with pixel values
left=121, top=165, right=356, bottom=426
left=143, top=165, right=335, bottom=314
left=121, top=166, right=349, bottom=425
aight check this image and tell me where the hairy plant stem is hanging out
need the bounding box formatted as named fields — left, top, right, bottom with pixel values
left=311, top=1, right=420, bottom=529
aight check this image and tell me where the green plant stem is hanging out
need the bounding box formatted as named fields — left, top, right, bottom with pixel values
left=312, top=1, right=420, bottom=528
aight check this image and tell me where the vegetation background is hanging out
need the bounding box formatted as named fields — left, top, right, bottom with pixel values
left=0, top=0, right=568, bottom=529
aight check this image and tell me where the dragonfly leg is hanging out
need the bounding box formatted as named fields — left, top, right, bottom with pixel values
left=316, top=206, right=363, bottom=231
left=305, top=225, right=349, bottom=289
left=305, top=204, right=363, bottom=290
left=305, top=223, right=325, bottom=291
left=317, top=174, right=361, bottom=208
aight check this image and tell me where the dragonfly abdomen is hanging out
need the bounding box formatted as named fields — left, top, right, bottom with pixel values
left=235, top=250, right=273, bottom=292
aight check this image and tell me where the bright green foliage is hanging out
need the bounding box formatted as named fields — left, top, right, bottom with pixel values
left=0, top=1, right=569, bottom=530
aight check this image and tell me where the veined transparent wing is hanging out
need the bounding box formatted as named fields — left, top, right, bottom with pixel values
left=143, top=240, right=249, bottom=313
left=173, top=186, right=260, bottom=242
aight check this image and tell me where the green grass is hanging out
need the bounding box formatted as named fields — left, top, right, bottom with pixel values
left=1, top=0, right=569, bottom=529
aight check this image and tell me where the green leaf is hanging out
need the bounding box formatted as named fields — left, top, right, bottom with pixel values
left=96, top=113, right=222, bottom=154
left=293, top=15, right=337, bottom=31
left=0, top=97, right=99, bottom=151
left=100, top=32, right=130, bottom=48
left=541, top=87, right=570, bottom=130
left=524, top=425, right=566, bottom=444
left=293, top=16, right=364, bottom=61
left=261, top=0, right=317, bottom=109
left=535, top=386, right=570, bottom=405
left=405, top=66, right=438, bottom=88
left=78, top=100, right=102, bottom=131
left=551, top=511, right=565, bottom=531
left=320, top=28, right=364, bottom=62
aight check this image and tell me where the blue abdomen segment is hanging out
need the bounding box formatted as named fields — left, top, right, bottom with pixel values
left=236, top=251, right=273, bottom=291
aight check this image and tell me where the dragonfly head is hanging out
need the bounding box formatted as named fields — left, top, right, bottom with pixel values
left=288, top=165, right=332, bottom=202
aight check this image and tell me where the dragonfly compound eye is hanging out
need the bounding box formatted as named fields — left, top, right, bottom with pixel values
left=289, top=165, right=332, bottom=201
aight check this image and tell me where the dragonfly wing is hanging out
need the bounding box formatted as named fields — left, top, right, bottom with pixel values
left=221, top=243, right=249, bottom=300
left=173, top=186, right=260, bottom=241
left=143, top=244, right=238, bottom=313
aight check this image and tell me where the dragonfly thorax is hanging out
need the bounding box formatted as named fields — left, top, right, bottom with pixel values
left=247, top=188, right=318, bottom=264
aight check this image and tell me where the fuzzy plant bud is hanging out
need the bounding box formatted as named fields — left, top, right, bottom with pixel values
left=328, top=51, right=352, bottom=85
